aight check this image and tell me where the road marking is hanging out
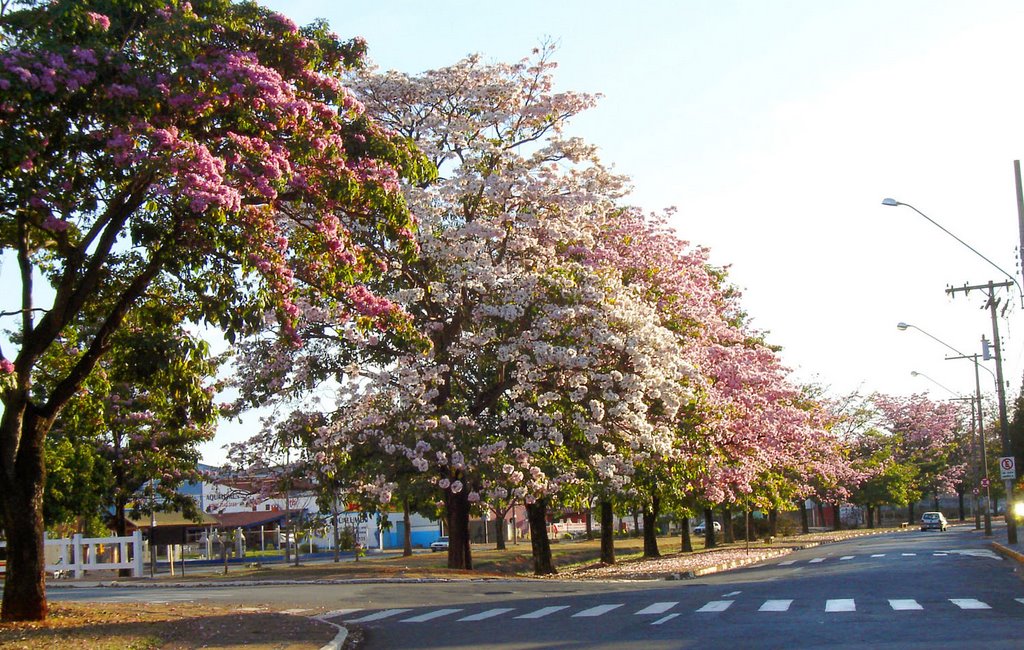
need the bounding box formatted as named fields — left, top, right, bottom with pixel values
left=651, top=613, right=680, bottom=625
left=573, top=604, right=623, bottom=617
left=778, top=560, right=796, bottom=566
left=943, top=549, right=1003, bottom=560
left=840, top=556, right=854, bottom=561
left=635, top=602, right=678, bottom=615
left=759, top=599, right=792, bottom=612
left=889, top=599, right=923, bottom=611
left=281, top=608, right=310, bottom=615
left=515, top=606, right=570, bottom=619
left=871, top=554, right=886, bottom=558
left=346, top=608, right=411, bottom=623
left=808, top=557, right=826, bottom=564
left=696, top=600, right=733, bottom=613
left=402, top=608, right=463, bottom=623
left=1015, top=598, right=1024, bottom=607
left=934, top=553, right=947, bottom=557
left=950, top=599, right=990, bottom=610
left=901, top=553, right=916, bottom=556
left=458, top=608, right=515, bottom=621
left=315, top=609, right=361, bottom=620
left=825, top=599, right=856, bottom=612
left=722, top=591, right=742, bottom=597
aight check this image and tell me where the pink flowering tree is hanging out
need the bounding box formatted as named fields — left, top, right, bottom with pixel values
left=0, top=0, right=427, bottom=621
left=871, top=393, right=966, bottom=524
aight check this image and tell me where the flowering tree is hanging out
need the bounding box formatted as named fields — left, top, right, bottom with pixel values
left=0, top=0, right=426, bottom=621
left=871, top=393, right=965, bottom=523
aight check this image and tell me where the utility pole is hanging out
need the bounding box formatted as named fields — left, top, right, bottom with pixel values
left=947, top=352, right=992, bottom=536
left=947, top=280, right=1016, bottom=544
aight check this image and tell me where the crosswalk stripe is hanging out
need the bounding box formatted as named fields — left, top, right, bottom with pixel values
left=573, top=604, right=623, bottom=617
left=871, top=554, right=886, bottom=558
left=635, top=602, right=678, bottom=615
left=759, top=599, right=793, bottom=612
left=402, top=608, right=463, bottom=623
left=826, top=599, right=856, bottom=612
left=889, top=599, right=923, bottom=611
left=515, top=606, right=570, bottom=619
left=315, top=609, right=361, bottom=620
left=346, top=608, right=411, bottom=623
left=651, top=613, right=680, bottom=625
left=902, top=553, right=916, bottom=556
left=1015, top=598, right=1024, bottom=607
left=458, top=608, right=515, bottom=621
left=696, top=600, right=733, bottom=613
left=778, top=560, right=796, bottom=566
left=950, top=599, right=990, bottom=610
left=840, top=556, right=854, bottom=560
left=808, top=557, right=825, bottom=563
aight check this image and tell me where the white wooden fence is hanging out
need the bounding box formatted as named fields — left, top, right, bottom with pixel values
left=0, top=531, right=145, bottom=578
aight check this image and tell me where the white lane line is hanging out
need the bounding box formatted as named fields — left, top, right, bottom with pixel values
left=871, top=554, right=886, bottom=558
left=635, top=602, right=678, bottom=615
left=402, top=608, right=463, bottom=623
left=651, top=613, right=680, bottom=625
left=889, top=599, right=923, bottom=611
left=515, top=606, right=570, bottom=619
left=778, top=560, right=797, bottom=566
left=825, top=599, right=856, bottom=612
left=696, top=600, right=734, bottom=613
left=458, top=608, right=515, bottom=621
left=573, top=604, right=623, bottom=618
left=1015, top=598, right=1024, bottom=607
left=346, top=608, right=411, bottom=623
left=934, top=553, right=948, bottom=557
left=950, top=599, right=990, bottom=610
left=315, top=609, right=361, bottom=620
left=840, top=556, right=855, bottom=561
left=759, top=599, right=793, bottom=612
left=808, top=557, right=826, bottom=564
left=901, top=553, right=917, bottom=556
left=722, top=591, right=742, bottom=597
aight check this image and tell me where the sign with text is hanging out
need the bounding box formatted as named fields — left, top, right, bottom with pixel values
left=1000, top=456, right=1017, bottom=480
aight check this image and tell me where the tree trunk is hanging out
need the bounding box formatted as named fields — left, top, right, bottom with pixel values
left=876, top=506, right=882, bottom=528
left=722, top=505, right=734, bottom=543
left=680, top=516, right=693, bottom=552
left=631, top=509, right=640, bottom=537
left=599, top=500, right=615, bottom=564
left=526, top=499, right=556, bottom=575
left=642, top=496, right=660, bottom=558
left=402, top=499, right=412, bottom=557
left=832, top=504, right=842, bottom=531
left=799, top=500, right=809, bottom=534
left=907, top=502, right=915, bottom=526
left=494, top=506, right=507, bottom=550
left=585, top=508, right=593, bottom=540
left=703, top=506, right=717, bottom=548
left=1, top=412, right=49, bottom=622
left=957, top=488, right=966, bottom=521
left=866, top=505, right=875, bottom=529
left=445, top=487, right=472, bottom=570
left=768, top=508, right=778, bottom=537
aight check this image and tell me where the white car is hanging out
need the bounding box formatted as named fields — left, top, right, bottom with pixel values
left=430, top=536, right=449, bottom=552
left=920, top=512, right=948, bottom=531
left=693, top=521, right=722, bottom=535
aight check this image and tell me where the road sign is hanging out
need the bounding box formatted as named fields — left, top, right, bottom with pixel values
left=1000, top=456, right=1017, bottom=480
left=982, top=478, right=990, bottom=488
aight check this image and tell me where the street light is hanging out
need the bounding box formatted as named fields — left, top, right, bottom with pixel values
left=909, top=370, right=957, bottom=396
left=882, top=199, right=1023, bottom=302
left=898, top=322, right=993, bottom=535
left=886, top=197, right=1019, bottom=543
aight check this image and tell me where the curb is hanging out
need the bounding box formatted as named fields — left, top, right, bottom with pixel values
left=990, top=541, right=1024, bottom=564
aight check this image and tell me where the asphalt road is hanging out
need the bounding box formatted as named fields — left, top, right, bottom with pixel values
left=51, top=526, right=1024, bottom=649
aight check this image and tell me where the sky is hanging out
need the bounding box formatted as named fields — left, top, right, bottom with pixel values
left=43, top=0, right=1024, bottom=463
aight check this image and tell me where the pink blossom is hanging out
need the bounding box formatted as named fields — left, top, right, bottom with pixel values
left=0, top=359, right=13, bottom=374
left=85, top=12, right=111, bottom=31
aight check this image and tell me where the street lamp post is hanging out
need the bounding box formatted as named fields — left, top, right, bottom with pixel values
left=885, top=198, right=1020, bottom=543
left=897, top=322, right=994, bottom=535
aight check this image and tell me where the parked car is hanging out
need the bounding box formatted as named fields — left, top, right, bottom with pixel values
left=693, top=521, right=722, bottom=535
left=920, top=511, right=948, bottom=531
left=430, top=536, right=449, bottom=552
